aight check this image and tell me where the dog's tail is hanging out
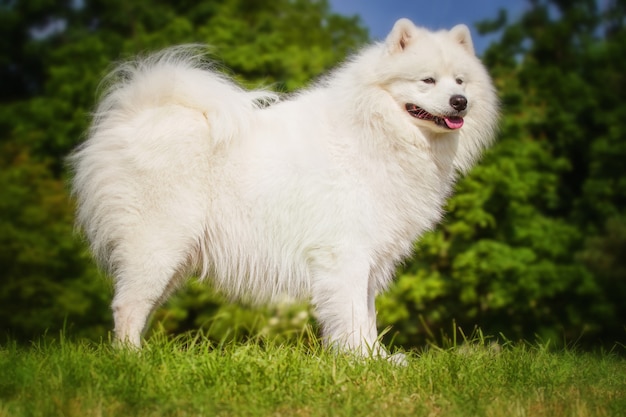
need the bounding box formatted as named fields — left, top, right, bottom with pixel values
left=90, top=45, right=278, bottom=147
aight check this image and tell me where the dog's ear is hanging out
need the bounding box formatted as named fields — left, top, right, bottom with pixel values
left=386, top=19, right=417, bottom=54
left=449, top=24, right=475, bottom=55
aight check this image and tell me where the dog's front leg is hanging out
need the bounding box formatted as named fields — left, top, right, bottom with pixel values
left=310, top=256, right=382, bottom=357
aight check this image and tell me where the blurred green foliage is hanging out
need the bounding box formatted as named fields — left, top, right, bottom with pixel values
left=0, top=0, right=624, bottom=349
left=378, top=0, right=626, bottom=348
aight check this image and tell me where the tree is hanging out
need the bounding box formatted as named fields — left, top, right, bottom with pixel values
left=378, top=0, right=626, bottom=348
left=2, top=0, right=624, bottom=349
left=0, top=0, right=367, bottom=343
left=0, top=141, right=112, bottom=341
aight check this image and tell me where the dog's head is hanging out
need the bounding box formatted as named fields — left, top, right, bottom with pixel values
left=366, top=19, right=499, bottom=171
left=380, top=19, right=496, bottom=136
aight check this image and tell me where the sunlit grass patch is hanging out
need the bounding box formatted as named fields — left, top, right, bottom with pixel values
left=0, top=333, right=624, bottom=417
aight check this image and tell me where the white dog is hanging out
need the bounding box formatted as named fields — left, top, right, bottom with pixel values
left=69, top=19, right=499, bottom=358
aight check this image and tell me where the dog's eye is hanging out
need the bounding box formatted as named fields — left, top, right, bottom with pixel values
left=456, top=78, right=464, bottom=85
left=422, top=77, right=436, bottom=84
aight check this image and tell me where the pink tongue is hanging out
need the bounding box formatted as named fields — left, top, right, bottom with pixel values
left=444, top=116, right=464, bottom=129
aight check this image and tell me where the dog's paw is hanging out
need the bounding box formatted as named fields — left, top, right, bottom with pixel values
left=387, top=352, right=408, bottom=366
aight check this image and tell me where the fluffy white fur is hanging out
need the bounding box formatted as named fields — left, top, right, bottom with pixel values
left=69, top=19, right=499, bottom=357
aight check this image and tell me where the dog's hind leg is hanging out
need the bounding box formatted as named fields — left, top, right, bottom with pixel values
left=110, top=231, right=194, bottom=348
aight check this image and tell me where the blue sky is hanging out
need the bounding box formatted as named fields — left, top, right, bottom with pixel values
left=328, top=0, right=530, bottom=54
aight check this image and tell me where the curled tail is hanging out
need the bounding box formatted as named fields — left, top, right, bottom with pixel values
left=91, top=45, right=278, bottom=146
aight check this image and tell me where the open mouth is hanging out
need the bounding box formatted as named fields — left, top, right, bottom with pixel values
left=405, top=103, right=464, bottom=130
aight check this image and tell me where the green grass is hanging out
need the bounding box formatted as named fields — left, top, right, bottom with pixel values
left=1, top=333, right=625, bottom=417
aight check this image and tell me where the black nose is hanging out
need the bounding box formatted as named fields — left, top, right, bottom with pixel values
left=449, top=95, right=467, bottom=111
